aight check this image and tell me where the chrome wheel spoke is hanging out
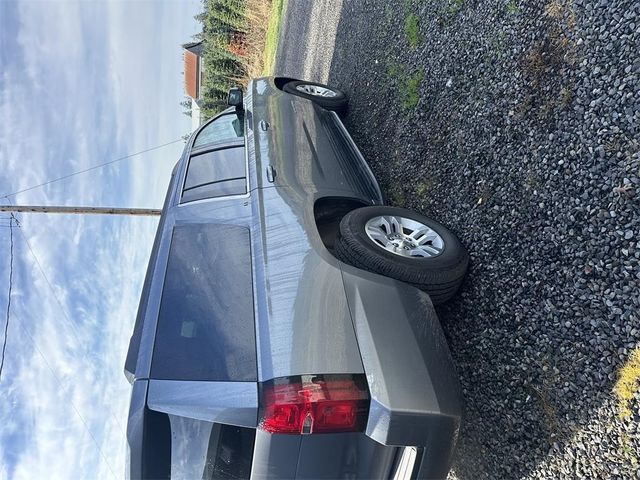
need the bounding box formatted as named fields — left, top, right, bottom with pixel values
left=408, top=227, right=430, bottom=241
left=390, top=216, right=402, bottom=235
left=416, top=231, right=440, bottom=245
left=366, top=226, right=392, bottom=247
left=417, top=244, right=442, bottom=256
left=364, top=214, right=445, bottom=259
left=296, top=84, right=338, bottom=98
left=378, top=216, right=392, bottom=235
left=379, top=215, right=401, bottom=235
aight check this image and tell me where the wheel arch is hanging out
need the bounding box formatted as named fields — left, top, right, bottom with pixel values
left=313, top=196, right=371, bottom=252
left=273, top=76, right=300, bottom=91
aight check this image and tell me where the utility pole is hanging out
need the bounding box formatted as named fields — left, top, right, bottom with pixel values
left=0, top=205, right=161, bottom=216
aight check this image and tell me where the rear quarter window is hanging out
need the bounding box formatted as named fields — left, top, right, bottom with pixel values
left=150, top=224, right=256, bottom=382
left=182, top=147, right=247, bottom=203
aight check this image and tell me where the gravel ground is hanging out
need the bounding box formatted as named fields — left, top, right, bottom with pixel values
left=277, top=0, right=639, bottom=478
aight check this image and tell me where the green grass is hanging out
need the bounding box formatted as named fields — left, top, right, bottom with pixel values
left=402, top=68, right=425, bottom=110
left=386, top=61, right=425, bottom=111
left=506, top=0, right=520, bottom=14
left=262, top=0, right=287, bottom=75
left=446, top=0, right=464, bottom=15
left=614, top=346, right=640, bottom=420
left=387, top=61, right=401, bottom=78
left=415, top=179, right=434, bottom=196
left=404, top=13, right=421, bottom=48
left=388, top=186, right=406, bottom=205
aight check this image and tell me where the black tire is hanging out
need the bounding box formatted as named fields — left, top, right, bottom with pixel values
left=283, top=80, right=348, bottom=116
left=334, top=206, right=468, bottom=304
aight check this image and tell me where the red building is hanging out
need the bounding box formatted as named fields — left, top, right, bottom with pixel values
left=183, top=41, right=204, bottom=101
left=183, top=41, right=204, bottom=130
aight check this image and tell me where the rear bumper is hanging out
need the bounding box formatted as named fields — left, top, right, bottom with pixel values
left=127, top=268, right=461, bottom=480
left=250, top=430, right=399, bottom=479
left=341, top=264, right=462, bottom=477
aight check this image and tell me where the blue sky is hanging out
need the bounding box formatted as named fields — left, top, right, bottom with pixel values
left=0, top=0, right=202, bottom=477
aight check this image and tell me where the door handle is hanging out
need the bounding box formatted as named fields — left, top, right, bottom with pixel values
left=266, top=165, right=276, bottom=183
left=260, top=120, right=270, bottom=131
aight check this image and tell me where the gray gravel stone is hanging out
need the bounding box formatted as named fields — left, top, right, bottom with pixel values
left=277, top=0, right=640, bottom=478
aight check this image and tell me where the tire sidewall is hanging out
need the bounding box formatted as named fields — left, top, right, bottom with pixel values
left=283, top=80, right=347, bottom=107
left=340, top=206, right=466, bottom=272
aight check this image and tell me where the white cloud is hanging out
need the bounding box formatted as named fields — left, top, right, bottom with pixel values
left=1, top=214, right=159, bottom=480
left=0, top=0, right=202, bottom=478
left=2, top=1, right=102, bottom=207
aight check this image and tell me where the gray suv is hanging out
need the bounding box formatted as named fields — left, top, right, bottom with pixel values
left=124, top=77, right=468, bottom=480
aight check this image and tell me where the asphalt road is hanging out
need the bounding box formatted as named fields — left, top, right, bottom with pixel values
left=276, top=1, right=640, bottom=479
left=276, top=0, right=344, bottom=83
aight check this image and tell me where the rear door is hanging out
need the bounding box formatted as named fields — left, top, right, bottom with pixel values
left=249, top=78, right=380, bottom=203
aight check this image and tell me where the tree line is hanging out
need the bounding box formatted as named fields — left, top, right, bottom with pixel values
left=191, top=0, right=253, bottom=120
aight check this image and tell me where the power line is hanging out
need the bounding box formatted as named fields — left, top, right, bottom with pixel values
left=12, top=220, right=128, bottom=438
left=0, top=215, right=15, bottom=380
left=4, top=197, right=128, bottom=438
left=1, top=138, right=183, bottom=199
left=14, top=217, right=90, bottom=354
left=15, top=320, right=118, bottom=479
left=6, top=217, right=122, bottom=477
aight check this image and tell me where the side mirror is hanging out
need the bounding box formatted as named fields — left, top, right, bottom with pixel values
left=227, top=87, right=243, bottom=111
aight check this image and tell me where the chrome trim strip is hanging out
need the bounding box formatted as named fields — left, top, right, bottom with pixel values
left=391, top=447, right=418, bottom=480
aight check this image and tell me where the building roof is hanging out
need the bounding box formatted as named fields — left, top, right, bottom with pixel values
left=183, top=41, right=203, bottom=56
left=182, top=40, right=202, bottom=49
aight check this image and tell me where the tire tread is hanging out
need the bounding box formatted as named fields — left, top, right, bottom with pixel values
left=335, top=206, right=468, bottom=305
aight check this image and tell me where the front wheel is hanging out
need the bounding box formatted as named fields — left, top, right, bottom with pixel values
left=334, top=206, right=468, bottom=304
left=283, top=80, right=348, bottom=116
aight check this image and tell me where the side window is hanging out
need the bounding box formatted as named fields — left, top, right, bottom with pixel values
left=182, top=146, right=246, bottom=203
left=193, top=113, right=244, bottom=148
left=151, top=224, right=256, bottom=382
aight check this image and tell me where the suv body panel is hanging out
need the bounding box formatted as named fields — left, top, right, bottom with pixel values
left=248, top=77, right=382, bottom=201
left=125, top=77, right=462, bottom=479
left=147, top=380, right=258, bottom=428
left=250, top=185, right=365, bottom=380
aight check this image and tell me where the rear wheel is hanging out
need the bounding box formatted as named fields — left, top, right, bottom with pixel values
left=334, top=206, right=468, bottom=304
left=283, top=80, right=348, bottom=116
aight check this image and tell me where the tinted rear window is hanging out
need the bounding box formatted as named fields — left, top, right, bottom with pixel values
left=182, top=147, right=246, bottom=203
left=151, top=224, right=256, bottom=381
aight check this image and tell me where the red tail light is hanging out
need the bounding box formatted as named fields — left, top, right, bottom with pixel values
left=258, top=375, right=369, bottom=434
